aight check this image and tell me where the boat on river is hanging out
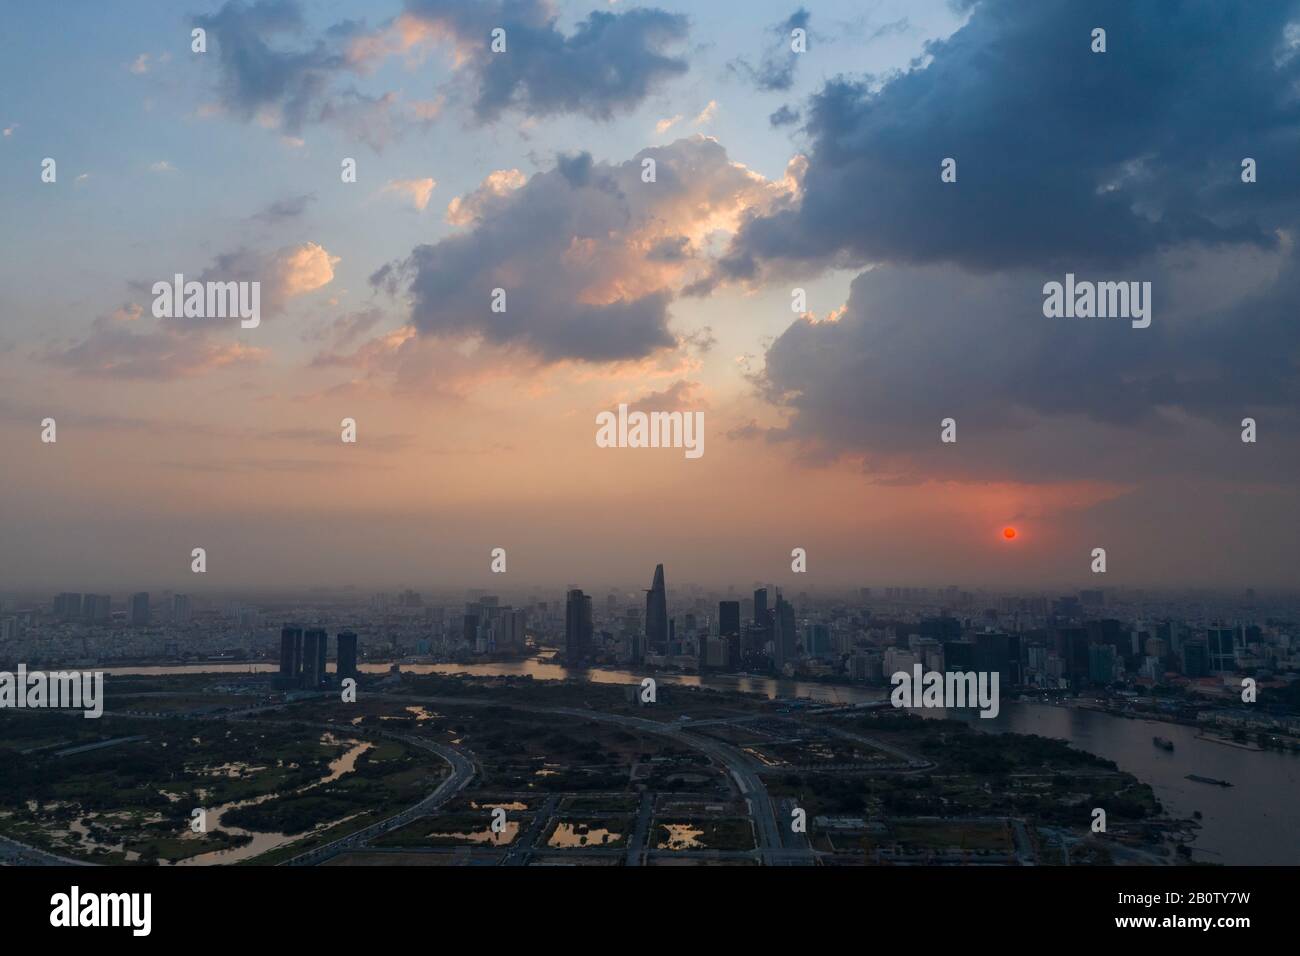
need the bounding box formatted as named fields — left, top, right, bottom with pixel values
left=1186, top=773, right=1233, bottom=787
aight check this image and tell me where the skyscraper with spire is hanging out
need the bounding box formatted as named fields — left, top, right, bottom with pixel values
left=645, top=563, right=668, bottom=652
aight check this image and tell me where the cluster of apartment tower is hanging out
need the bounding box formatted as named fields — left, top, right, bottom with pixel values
left=275, top=626, right=358, bottom=690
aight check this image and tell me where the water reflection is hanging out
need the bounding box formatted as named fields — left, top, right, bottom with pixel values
left=926, top=704, right=1300, bottom=865
left=173, top=737, right=372, bottom=866
left=548, top=822, right=621, bottom=848
left=657, top=823, right=704, bottom=850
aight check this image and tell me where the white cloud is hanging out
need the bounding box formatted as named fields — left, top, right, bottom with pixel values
left=382, top=177, right=437, bottom=211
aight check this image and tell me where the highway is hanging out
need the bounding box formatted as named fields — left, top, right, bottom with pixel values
left=282, top=732, right=476, bottom=866
left=501, top=793, right=561, bottom=866
left=625, top=792, right=654, bottom=866
left=98, top=704, right=480, bottom=868
left=18, top=690, right=811, bottom=866
left=376, top=692, right=812, bottom=865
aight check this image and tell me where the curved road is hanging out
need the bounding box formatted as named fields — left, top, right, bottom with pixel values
left=375, top=693, right=810, bottom=865
left=282, top=733, right=476, bottom=866
left=39, top=707, right=478, bottom=868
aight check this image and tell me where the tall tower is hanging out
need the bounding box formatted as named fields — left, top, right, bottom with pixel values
left=773, top=590, right=796, bottom=669
left=277, top=625, right=303, bottom=690
left=565, top=589, right=593, bottom=660
left=279, top=626, right=298, bottom=677
left=337, top=630, right=359, bottom=681
left=316, top=629, right=328, bottom=685
left=645, top=564, right=668, bottom=652
left=1207, top=626, right=1236, bottom=673
left=719, top=601, right=740, bottom=638
left=130, top=592, right=150, bottom=627
left=302, top=629, right=326, bottom=688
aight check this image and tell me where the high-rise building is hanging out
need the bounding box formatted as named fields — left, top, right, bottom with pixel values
left=976, top=631, right=1021, bottom=687
left=279, top=627, right=298, bottom=674
left=753, top=588, right=768, bottom=624
left=1088, top=643, right=1116, bottom=684
left=807, top=623, right=831, bottom=658
left=316, top=629, right=327, bottom=684
left=1182, top=640, right=1209, bottom=678
left=301, top=629, right=318, bottom=688
left=277, top=626, right=303, bottom=689
left=171, top=593, right=192, bottom=623
left=703, top=638, right=730, bottom=670
left=883, top=646, right=916, bottom=676
left=337, top=631, right=359, bottom=681
left=566, top=589, right=594, bottom=660
left=719, top=601, right=740, bottom=639
left=1207, top=627, right=1236, bottom=673
left=508, top=607, right=527, bottom=651
left=53, top=593, right=83, bottom=620
left=645, top=564, right=668, bottom=651
left=1086, top=619, right=1126, bottom=656
left=84, top=594, right=111, bottom=624
left=1053, top=627, right=1089, bottom=684
left=130, top=592, right=150, bottom=627
left=773, top=591, right=796, bottom=669
left=302, top=629, right=326, bottom=688
left=920, top=617, right=962, bottom=641
left=943, top=640, right=976, bottom=670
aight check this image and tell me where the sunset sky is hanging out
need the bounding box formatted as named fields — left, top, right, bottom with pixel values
left=1, top=0, right=1297, bottom=592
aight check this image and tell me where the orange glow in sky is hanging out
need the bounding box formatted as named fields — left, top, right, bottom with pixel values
left=1003, top=527, right=1017, bottom=540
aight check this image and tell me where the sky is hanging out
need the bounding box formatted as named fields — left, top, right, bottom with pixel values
left=0, top=0, right=1297, bottom=594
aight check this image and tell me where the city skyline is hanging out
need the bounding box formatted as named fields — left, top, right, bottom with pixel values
left=4, top=552, right=1298, bottom=874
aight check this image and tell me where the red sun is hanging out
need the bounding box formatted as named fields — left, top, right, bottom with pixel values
left=1002, top=527, right=1017, bottom=540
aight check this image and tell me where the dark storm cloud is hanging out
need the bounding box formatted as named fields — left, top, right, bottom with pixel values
left=768, top=104, right=800, bottom=127
left=710, top=0, right=1300, bottom=490
left=197, top=1, right=689, bottom=134
left=195, top=0, right=354, bottom=130
left=728, top=8, right=811, bottom=92
left=251, top=192, right=316, bottom=224
left=753, top=251, right=1300, bottom=484
left=194, top=1, right=423, bottom=149
left=402, top=0, right=690, bottom=121
left=722, top=0, right=1300, bottom=279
